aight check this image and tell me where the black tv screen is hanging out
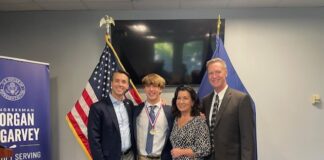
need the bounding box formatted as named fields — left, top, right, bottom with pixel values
left=112, top=19, right=225, bottom=86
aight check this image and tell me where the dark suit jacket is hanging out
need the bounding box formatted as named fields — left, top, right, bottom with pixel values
left=133, top=103, right=174, bottom=160
left=87, top=97, right=134, bottom=160
left=202, top=87, right=255, bottom=160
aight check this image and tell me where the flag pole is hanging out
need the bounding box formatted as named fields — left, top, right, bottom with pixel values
left=217, top=14, right=221, bottom=37
left=215, top=14, right=222, bottom=53
left=99, top=15, right=143, bottom=103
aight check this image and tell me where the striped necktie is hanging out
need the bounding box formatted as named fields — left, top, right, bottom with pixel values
left=210, top=94, right=219, bottom=150
left=145, top=105, right=156, bottom=154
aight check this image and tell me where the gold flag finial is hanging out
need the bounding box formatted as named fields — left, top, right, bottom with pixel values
left=217, top=14, right=221, bottom=36
left=100, top=15, right=115, bottom=41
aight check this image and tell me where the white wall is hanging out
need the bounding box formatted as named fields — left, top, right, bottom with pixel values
left=1, top=8, right=323, bottom=160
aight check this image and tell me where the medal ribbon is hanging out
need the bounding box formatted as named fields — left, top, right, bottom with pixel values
left=145, top=105, right=162, bottom=129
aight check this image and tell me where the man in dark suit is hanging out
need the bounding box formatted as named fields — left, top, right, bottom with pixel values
left=88, top=70, right=135, bottom=160
left=201, top=58, right=256, bottom=160
left=133, top=73, right=174, bottom=160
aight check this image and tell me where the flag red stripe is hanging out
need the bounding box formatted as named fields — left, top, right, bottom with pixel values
left=129, top=88, right=142, bottom=104
left=82, top=89, right=94, bottom=108
left=67, top=112, right=91, bottom=155
left=75, top=101, right=89, bottom=125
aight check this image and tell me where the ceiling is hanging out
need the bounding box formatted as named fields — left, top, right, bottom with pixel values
left=0, top=0, right=324, bottom=12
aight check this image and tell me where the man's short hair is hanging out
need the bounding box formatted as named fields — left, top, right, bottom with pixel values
left=112, top=70, right=130, bottom=82
left=142, top=73, right=166, bottom=89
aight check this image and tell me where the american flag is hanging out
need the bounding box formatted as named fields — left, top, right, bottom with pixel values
left=66, top=38, right=142, bottom=159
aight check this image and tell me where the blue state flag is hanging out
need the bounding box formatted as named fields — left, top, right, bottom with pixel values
left=198, top=36, right=252, bottom=99
left=198, top=34, right=256, bottom=120
left=197, top=35, right=257, bottom=159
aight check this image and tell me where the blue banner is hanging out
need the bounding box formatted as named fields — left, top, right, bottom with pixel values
left=0, top=57, right=50, bottom=160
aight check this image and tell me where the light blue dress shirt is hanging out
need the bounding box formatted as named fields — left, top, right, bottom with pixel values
left=109, top=94, right=131, bottom=152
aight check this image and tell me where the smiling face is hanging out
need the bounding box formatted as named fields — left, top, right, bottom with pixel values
left=111, top=72, right=129, bottom=100
left=144, top=84, right=162, bottom=104
left=207, top=60, right=227, bottom=93
left=142, top=73, right=165, bottom=104
left=176, top=90, right=193, bottom=115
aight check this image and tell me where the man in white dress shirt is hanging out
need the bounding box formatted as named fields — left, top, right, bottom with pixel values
left=133, top=73, right=174, bottom=160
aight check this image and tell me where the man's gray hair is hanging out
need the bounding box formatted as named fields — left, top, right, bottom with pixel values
left=206, top=58, right=227, bottom=69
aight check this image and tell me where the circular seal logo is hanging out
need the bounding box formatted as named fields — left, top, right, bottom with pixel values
left=0, top=77, right=26, bottom=101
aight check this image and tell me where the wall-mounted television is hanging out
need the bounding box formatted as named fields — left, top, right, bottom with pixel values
left=112, top=19, right=225, bottom=86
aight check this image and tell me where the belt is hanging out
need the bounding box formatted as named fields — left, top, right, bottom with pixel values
left=139, top=155, right=161, bottom=159
left=122, top=148, right=131, bottom=155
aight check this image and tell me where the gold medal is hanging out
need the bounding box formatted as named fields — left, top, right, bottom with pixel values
left=150, top=129, right=157, bottom=135
left=146, top=105, right=162, bottom=136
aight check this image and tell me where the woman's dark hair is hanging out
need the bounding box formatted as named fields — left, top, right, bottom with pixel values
left=172, top=85, right=200, bottom=117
